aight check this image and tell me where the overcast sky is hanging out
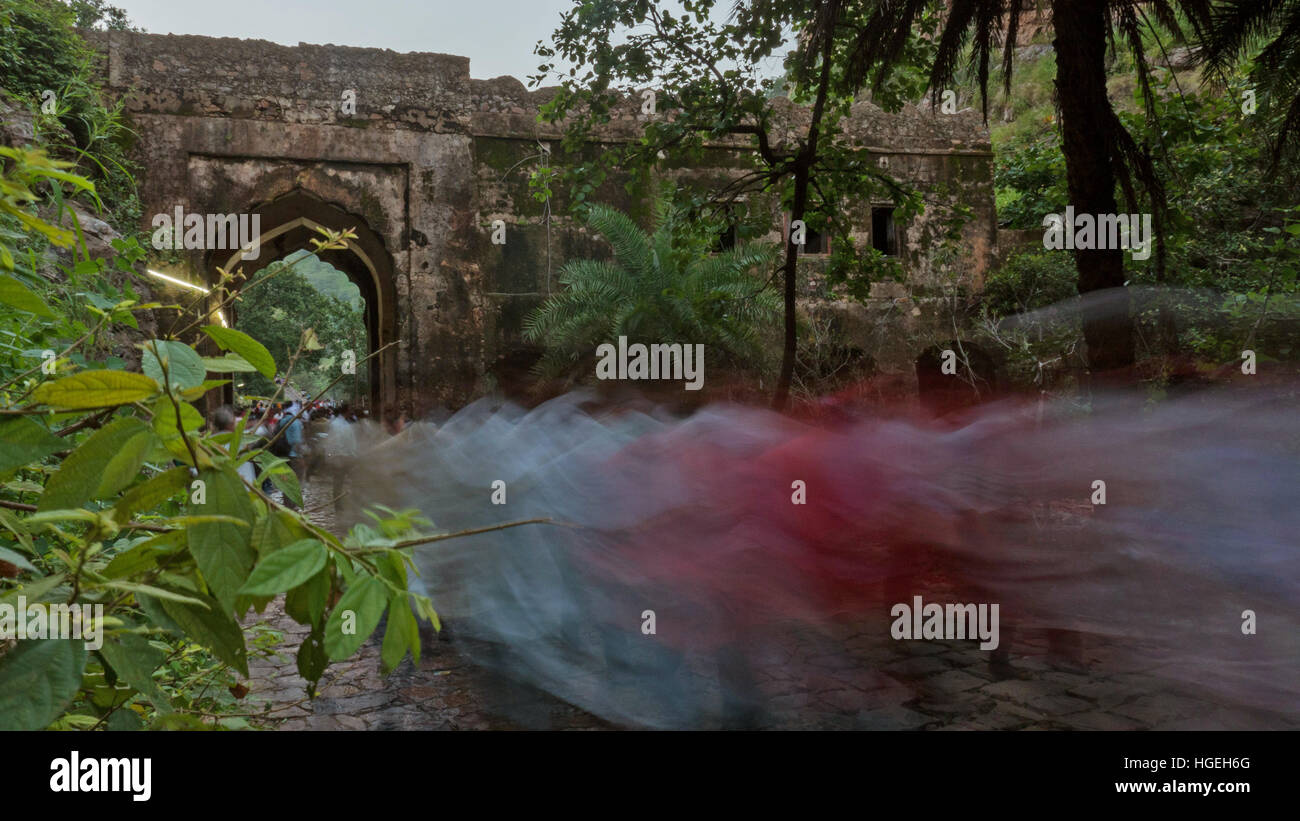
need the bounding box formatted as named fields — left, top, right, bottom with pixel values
left=111, top=0, right=581, bottom=82
left=111, top=1, right=791, bottom=85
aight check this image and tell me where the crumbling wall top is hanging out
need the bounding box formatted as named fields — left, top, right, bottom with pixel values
left=83, top=29, right=474, bottom=126
left=79, top=29, right=989, bottom=149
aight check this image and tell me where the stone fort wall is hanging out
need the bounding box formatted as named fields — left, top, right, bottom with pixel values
left=84, top=30, right=999, bottom=412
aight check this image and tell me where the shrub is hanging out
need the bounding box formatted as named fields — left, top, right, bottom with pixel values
left=523, top=201, right=780, bottom=380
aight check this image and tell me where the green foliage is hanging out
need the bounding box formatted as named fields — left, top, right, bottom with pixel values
left=200, top=326, right=275, bottom=379
left=980, top=49, right=1061, bottom=146
left=807, top=0, right=944, bottom=113
left=0, top=0, right=91, bottom=105
left=65, top=0, right=136, bottom=31
left=0, top=149, right=443, bottom=729
left=981, top=250, right=1079, bottom=320
left=534, top=0, right=955, bottom=402
left=0, top=636, right=85, bottom=731
left=1197, top=0, right=1300, bottom=166
left=993, top=130, right=1068, bottom=230
left=231, top=258, right=368, bottom=400
left=523, top=201, right=780, bottom=379
left=0, top=0, right=140, bottom=225
left=534, top=0, right=928, bottom=223
left=823, top=242, right=902, bottom=302
left=283, top=249, right=364, bottom=310
left=985, top=48, right=1300, bottom=382
left=0, top=148, right=146, bottom=399
left=1118, top=70, right=1300, bottom=295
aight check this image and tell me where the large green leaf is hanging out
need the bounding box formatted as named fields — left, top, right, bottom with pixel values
left=272, top=507, right=328, bottom=626
left=142, top=340, right=206, bottom=391
left=134, top=592, right=184, bottom=636
left=0, top=417, right=64, bottom=474
left=381, top=594, right=420, bottom=674
left=201, top=326, right=276, bottom=378
left=159, top=593, right=249, bottom=677
left=239, top=538, right=328, bottom=596
left=40, top=416, right=155, bottom=512
left=256, top=454, right=301, bottom=507
left=152, top=396, right=205, bottom=465
left=323, top=577, right=388, bottom=661
left=101, top=580, right=208, bottom=607
left=0, top=638, right=87, bottom=730
left=180, top=379, right=230, bottom=402
left=0, top=572, right=65, bottom=608
left=113, top=466, right=190, bottom=523
left=30, top=370, right=159, bottom=409
left=285, top=568, right=330, bottom=627
left=187, top=467, right=255, bottom=612
left=0, top=273, right=55, bottom=317
left=152, top=395, right=204, bottom=437
left=297, top=625, right=327, bottom=684
left=201, top=354, right=260, bottom=373
left=250, top=510, right=307, bottom=555
left=96, top=424, right=159, bottom=500
left=0, top=545, right=35, bottom=573
left=99, top=633, right=172, bottom=713
left=247, top=512, right=315, bottom=624
left=102, top=530, right=186, bottom=579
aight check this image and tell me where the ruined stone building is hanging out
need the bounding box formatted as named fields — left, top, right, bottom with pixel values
left=84, top=30, right=997, bottom=415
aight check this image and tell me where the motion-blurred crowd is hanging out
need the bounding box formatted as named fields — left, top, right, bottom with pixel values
left=207, top=398, right=411, bottom=515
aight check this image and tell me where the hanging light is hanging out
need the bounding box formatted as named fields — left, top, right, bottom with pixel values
left=146, top=269, right=227, bottom=326
left=145, top=269, right=208, bottom=294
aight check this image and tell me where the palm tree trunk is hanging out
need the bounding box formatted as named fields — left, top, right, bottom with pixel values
left=1052, top=0, right=1135, bottom=372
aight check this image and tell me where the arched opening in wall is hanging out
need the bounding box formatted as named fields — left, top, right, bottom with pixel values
left=915, top=342, right=998, bottom=416
left=207, top=191, right=398, bottom=416
left=228, top=250, right=370, bottom=408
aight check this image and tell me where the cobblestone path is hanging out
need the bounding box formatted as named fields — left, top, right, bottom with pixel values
left=239, top=479, right=1297, bottom=731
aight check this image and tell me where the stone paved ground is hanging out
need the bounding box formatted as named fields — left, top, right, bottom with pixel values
left=238, top=478, right=1299, bottom=731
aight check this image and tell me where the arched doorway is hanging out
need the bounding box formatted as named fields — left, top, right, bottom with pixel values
left=206, top=190, right=398, bottom=415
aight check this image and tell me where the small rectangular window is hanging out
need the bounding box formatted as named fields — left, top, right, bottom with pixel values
left=805, top=225, right=830, bottom=255
left=872, top=207, right=897, bottom=256
left=712, top=203, right=742, bottom=253
left=785, top=214, right=831, bottom=255
left=713, top=222, right=738, bottom=253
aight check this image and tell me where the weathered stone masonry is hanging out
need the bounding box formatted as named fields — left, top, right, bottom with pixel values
left=86, top=30, right=997, bottom=414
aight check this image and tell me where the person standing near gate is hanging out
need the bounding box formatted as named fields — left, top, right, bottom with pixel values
left=326, top=404, right=358, bottom=516
left=279, top=401, right=306, bottom=509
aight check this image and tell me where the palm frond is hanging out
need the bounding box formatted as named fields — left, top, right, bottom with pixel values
left=584, top=203, right=655, bottom=279
left=1202, top=0, right=1290, bottom=74
left=524, top=198, right=780, bottom=380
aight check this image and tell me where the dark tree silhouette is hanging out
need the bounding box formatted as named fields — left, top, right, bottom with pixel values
left=822, top=0, right=1222, bottom=372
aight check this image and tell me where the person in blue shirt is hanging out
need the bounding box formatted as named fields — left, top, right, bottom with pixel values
left=284, top=402, right=305, bottom=459
left=283, top=402, right=305, bottom=509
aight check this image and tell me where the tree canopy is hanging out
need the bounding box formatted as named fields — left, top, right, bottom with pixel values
left=233, top=256, right=368, bottom=400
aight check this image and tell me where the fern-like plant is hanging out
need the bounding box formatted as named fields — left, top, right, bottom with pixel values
left=523, top=201, right=779, bottom=380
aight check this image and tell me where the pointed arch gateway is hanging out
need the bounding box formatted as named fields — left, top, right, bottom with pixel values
left=208, top=190, right=398, bottom=415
